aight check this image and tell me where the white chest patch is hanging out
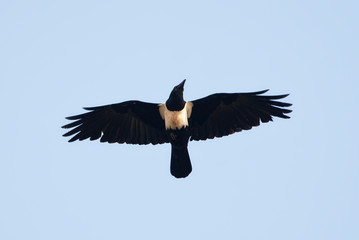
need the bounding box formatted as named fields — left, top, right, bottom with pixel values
left=158, top=102, right=193, bottom=130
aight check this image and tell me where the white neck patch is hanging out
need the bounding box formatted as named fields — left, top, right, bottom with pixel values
left=159, top=102, right=193, bottom=130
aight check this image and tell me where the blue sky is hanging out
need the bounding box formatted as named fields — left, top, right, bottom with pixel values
left=1, top=1, right=358, bottom=239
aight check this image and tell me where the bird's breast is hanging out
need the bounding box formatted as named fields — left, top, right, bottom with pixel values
left=159, top=102, right=193, bottom=130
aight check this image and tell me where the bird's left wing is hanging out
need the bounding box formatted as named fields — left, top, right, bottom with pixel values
left=189, top=90, right=292, bottom=141
left=62, top=101, right=169, bottom=145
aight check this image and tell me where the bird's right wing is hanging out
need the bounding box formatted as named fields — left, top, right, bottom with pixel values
left=62, top=101, right=170, bottom=145
left=189, top=90, right=292, bottom=141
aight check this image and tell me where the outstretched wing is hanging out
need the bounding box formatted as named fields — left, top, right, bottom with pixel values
left=189, top=90, right=292, bottom=141
left=62, top=101, right=169, bottom=145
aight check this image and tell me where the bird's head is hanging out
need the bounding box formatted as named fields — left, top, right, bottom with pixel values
left=166, top=79, right=186, bottom=111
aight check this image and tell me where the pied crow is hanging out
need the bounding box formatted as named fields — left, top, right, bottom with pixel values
left=62, top=80, right=292, bottom=178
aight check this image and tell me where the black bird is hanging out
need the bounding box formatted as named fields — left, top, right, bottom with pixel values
left=62, top=80, right=291, bottom=178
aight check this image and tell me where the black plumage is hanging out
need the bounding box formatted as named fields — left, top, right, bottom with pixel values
left=63, top=101, right=168, bottom=145
left=62, top=80, right=292, bottom=178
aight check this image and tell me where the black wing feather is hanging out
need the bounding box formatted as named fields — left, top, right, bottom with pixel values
left=189, top=90, right=292, bottom=141
left=62, top=101, right=169, bottom=145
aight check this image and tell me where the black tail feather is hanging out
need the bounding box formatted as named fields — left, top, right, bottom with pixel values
left=170, top=144, right=192, bottom=178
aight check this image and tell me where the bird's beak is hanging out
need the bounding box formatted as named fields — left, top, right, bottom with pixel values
left=178, top=79, right=186, bottom=89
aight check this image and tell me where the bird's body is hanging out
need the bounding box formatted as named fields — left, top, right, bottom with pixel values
left=159, top=98, right=193, bottom=177
left=62, top=80, right=292, bottom=178
left=158, top=102, right=193, bottom=130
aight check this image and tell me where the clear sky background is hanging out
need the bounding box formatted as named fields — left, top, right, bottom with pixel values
left=1, top=1, right=358, bottom=239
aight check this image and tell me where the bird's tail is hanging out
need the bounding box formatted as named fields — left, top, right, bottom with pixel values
left=170, top=144, right=192, bottom=178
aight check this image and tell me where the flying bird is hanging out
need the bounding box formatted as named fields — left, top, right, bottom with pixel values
left=62, top=80, right=292, bottom=178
